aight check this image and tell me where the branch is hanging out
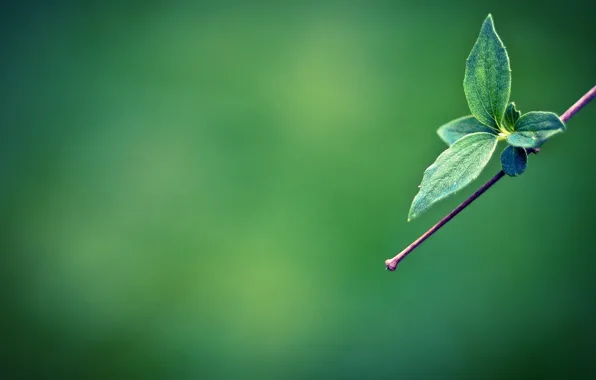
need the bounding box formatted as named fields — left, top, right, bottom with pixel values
left=385, top=85, right=596, bottom=271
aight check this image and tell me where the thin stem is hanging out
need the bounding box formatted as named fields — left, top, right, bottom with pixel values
left=385, top=85, right=596, bottom=271
left=385, top=171, right=505, bottom=271
left=561, top=85, right=596, bottom=123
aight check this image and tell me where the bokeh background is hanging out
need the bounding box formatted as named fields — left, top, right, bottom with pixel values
left=1, top=1, right=595, bottom=378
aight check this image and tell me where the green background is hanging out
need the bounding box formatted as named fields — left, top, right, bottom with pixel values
left=2, top=1, right=595, bottom=378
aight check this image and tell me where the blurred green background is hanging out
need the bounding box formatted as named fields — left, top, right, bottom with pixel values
left=1, top=1, right=595, bottom=378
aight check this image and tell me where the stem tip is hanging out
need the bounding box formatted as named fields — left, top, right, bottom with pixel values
left=385, top=259, right=397, bottom=271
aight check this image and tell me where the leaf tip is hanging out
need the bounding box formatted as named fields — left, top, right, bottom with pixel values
left=484, top=13, right=494, bottom=26
left=559, top=117, right=567, bottom=132
left=407, top=206, right=417, bottom=222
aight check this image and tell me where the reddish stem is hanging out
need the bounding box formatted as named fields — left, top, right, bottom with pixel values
left=385, top=85, right=596, bottom=271
left=560, top=85, right=596, bottom=123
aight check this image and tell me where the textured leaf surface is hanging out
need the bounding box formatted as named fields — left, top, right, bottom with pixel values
left=506, top=111, right=565, bottom=148
left=464, top=15, right=511, bottom=130
left=408, top=132, right=499, bottom=220
left=437, top=115, right=497, bottom=146
left=503, top=102, right=521, bottom=131
left=500, top=145, right=527, bottom=176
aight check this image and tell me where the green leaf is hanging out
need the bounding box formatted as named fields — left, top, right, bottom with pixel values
left=506, top=111, right=566, bottom=148
left=437, top=115, right=497, bottom=146
left=408, top=132, right=499, bottom=220
left=503, top=102, right=521, bottom=131
left=500, top=145, right=527, bottom=176
left=463, top=14, right=511, bottom=130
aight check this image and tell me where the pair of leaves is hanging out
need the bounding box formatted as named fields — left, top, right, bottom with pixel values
left=408, top=15, right=565, bottom=221
left=437, top=109, right=565, bottom=150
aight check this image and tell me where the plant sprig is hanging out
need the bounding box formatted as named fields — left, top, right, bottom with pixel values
left=386, top=14, right=596, bottom=272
